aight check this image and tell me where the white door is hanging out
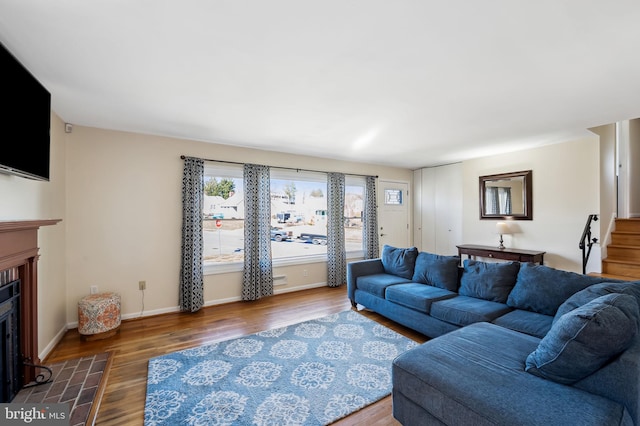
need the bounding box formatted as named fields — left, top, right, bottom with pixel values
left=434, top=163, right=462, bottom=255
left=378, top=180, right=410, bottom=254
left=416, top=164, right=462, bottom=256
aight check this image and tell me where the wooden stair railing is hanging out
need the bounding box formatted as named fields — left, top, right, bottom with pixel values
left=601, top=218, right=640, bottom=280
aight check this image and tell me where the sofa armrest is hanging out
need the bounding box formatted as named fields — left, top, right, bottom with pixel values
left=573, top=337, right=640, bottom=425
left=347, top=258, right=385, bottom=304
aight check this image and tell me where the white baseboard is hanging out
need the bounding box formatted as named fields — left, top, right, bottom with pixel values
left=64, top=282, right=329, bottom=330
left=39, top=324, right=69, bottom=360
left=274, top=281, right=326, bottom=294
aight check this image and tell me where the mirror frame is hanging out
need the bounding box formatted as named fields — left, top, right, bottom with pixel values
left=479, top=170, right=532, bottom=220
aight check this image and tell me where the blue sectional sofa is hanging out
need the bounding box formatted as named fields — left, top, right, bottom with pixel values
left=347, top=245, right=640, bottom=426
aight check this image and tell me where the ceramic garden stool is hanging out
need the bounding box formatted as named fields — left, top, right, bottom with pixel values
left=78, top=292, right=121, bottom=341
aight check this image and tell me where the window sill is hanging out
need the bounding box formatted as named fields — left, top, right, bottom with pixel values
left=203, top=250, right=364, bottom=276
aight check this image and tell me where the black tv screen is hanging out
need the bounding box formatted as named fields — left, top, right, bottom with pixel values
left=0, top=42, right=51, bottom=181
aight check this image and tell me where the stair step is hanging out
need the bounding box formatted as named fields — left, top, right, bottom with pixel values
left=615, top=218, right=640, bottom=233
left=588, top=272, right=640, bottom=282
left=611, top=231, right=640, bottom=246
left=602, top=258, right=640, bottom=279
left=607, top=245, right=640, bottom=261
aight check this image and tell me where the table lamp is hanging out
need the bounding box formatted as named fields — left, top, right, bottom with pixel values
left=496, top=222, right=511, bottom=249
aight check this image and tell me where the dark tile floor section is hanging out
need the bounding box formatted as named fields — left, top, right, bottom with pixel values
left=12, top=352, right=110, bottom=426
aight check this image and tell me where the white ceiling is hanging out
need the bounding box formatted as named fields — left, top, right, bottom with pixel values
left=1, top=0, right=640, bottom=169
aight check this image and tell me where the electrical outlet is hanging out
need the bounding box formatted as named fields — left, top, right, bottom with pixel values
left=90, top=285, right=98, bottom=295
left=138, top=280, right=146, bottom=291
left=303, top=269, right=308, bottom=277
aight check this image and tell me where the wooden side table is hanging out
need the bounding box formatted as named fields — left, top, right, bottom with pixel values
left=456, top=244, right=545, bottom=266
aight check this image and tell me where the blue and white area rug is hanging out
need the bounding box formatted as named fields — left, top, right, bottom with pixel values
left=144, top=310, right=418, bottom=425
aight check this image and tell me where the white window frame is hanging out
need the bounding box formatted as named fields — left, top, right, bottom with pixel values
left=203, top=164, right=366, bottom=275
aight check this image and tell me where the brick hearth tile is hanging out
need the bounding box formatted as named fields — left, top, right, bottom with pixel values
left=84, top=372, right=103, bottom=388
left=11, top=391, right=29, bottom=403
left=77, top=386, right=97, bottom=405
left=90, top=360, right=107, bottom=374
left=24, top=392, right=45, bottom=403
left=48, top=381, right=69, bottom=398
left=30, top=383, right=52, bottom=395
left=77, top=359, right=93, bottom=372
left=65, top=358, right=80, bottom=368
left=57, top=367, right=75, bottom=382
left=60, top=384, right=82, bottom=403
left=69, top=371, right=89, bottom=386
left=95, top=352, right=109, bottom=361
left=70, top=402, right=91, bottom=426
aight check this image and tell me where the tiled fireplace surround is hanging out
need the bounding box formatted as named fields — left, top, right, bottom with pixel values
left=0, top=219, right=61, bottom=398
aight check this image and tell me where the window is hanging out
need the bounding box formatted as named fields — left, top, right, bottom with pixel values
left=203, top=164, right=365, bottom=273
left=345, top=180, right=365, bottom=252
left=202, top=164, right=244, bottom=267
left=270, top=169, right=328, bottom=261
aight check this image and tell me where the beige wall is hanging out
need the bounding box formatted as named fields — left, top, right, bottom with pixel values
left=64, top=126, right=411, bottom=323
left=462, top=136, right=600, bottom=272
left=0, top=113, right=610, bottom=358
left=629, top=119, right=640, bottom=217
left=0, top=112, right=67, bottom=359
left=590, top=124, right=617, bottom=251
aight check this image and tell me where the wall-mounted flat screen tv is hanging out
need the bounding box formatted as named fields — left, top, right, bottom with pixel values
left=0, top=42, right=51, bottom=181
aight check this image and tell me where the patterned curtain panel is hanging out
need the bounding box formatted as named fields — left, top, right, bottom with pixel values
left=242, top=164, right=274, bottom=300
left=179, top=157, right=205, bottom=312
left=327, top=173, right=346, bottom=287
left=363, top=175, right=379, bottom=259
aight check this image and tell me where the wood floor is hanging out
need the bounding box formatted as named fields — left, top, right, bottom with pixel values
left=44, top=285, right=428, bottom=425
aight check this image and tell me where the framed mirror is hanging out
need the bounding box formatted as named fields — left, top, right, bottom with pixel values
left=479, top=170, right=532, bottom=220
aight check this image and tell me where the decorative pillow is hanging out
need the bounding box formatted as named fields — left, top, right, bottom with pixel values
left=525, top=293, right=639, bottom=385
left=458, top=259, right=520, bottom=303
left=506, top=263, right=606, bottom=316
left=381, top=245, right=418, bottom=280
left=554, top=281, right=640, bottom=324
left=412, top=252, right=460, bottom=291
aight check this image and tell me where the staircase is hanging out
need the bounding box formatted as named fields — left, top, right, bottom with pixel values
left=600, top=218, right=640, bottom=281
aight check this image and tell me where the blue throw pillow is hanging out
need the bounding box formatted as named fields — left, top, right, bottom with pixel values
left=554, top=281, right=640, bottom=324
left=525, top=293, right=639, bottom=385
left=458, top=259, right=520, bottom=303
left=381, top=245, right=418, bottom=280
left=506, top=263, right=607, bottom=316
left=412, top=251, right=460, bottom=291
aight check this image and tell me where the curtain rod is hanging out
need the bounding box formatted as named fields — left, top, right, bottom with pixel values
left=180, top=155, right=378, bottom=179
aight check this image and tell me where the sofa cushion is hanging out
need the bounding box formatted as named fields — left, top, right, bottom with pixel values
left=554, top=281, right=640, bottom=324
left=381, top=245, right=418, bottom=279
left=526, top=293, right=639, bottom=385
left=459, top=259, right=520, bottom=303
left=491, top=309, right=553, bottom=339
left=411, top=251, right=460, bottom=291
left=506, top=263, right=606, bottom=316
left=385, top=283, right=457, bottom=314
left=393, top=322, right=630, bottom=426
left=430, top=295, right=512, bottom=327
left=356, top=273, right=412, bottom=298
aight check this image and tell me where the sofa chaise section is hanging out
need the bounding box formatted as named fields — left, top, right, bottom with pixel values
left=393, top=322, right=634, bottom=426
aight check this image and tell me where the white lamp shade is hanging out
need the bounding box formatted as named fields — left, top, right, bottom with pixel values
left=496, top=222, right=511, bottom=235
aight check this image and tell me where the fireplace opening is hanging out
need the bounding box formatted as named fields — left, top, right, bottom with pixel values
left=0, top=279, right=21, bottom=402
